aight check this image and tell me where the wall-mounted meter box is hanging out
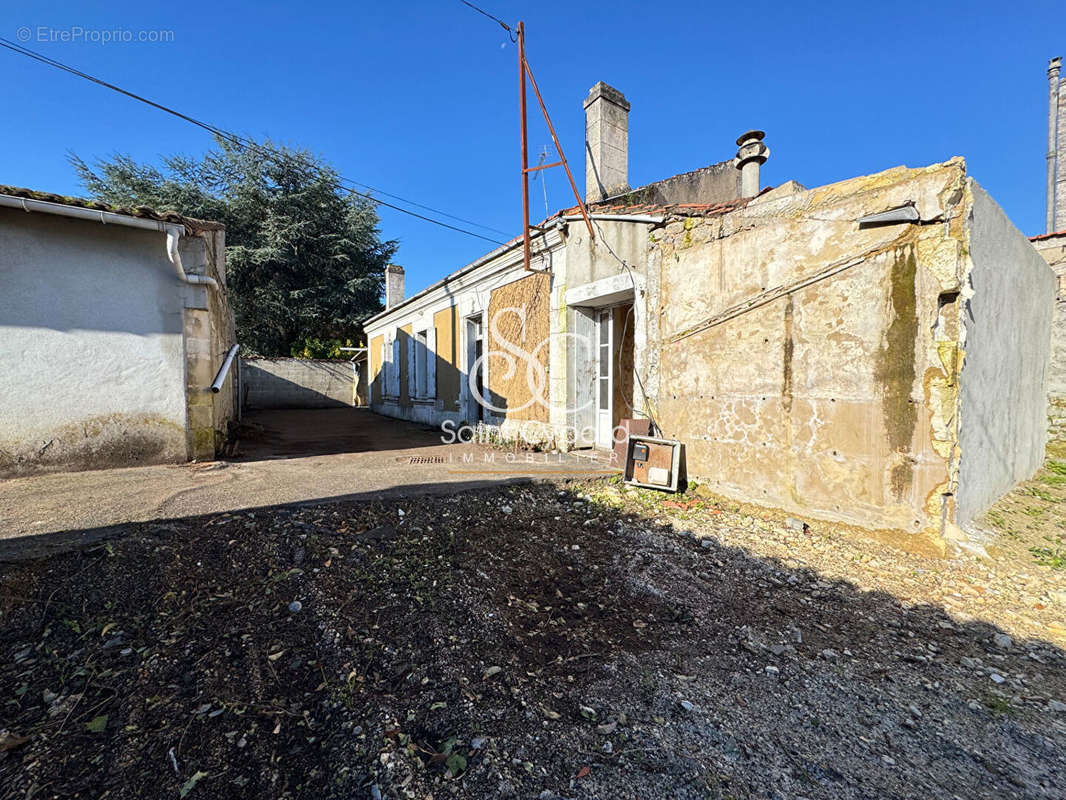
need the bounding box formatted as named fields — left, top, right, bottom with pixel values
left=624, top=435, right=682, bottom=492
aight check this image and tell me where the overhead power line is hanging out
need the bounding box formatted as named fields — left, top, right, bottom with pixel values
left=460, top=1, right=516, bottom=36
left=0, top=36, right=508, bottom=244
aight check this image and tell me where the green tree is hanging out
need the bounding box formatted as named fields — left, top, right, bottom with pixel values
left=71, top=137, right=396, bottom=356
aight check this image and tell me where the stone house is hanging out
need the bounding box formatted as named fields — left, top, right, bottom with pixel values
left=363, top=82, right=1054, bottom=546
left=0, top=186, right=237, bottom=476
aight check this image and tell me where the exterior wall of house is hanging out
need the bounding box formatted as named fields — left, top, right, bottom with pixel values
left=1033, top=232, right=1066, bottom=455
left=0, top=208, right=233, bottom=476
left=364, top=230, right=566, bottom=440
left=561, top=218, right=659, bottom=440
left=955, top=184, right=1055, bottom=524
left=648, top=159, right=1034, bottom=542
left=1, top=209, right=185, bottom=475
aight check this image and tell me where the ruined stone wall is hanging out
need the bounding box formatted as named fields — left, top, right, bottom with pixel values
left=1033, top=232, right=1066, bottom=455
left=652, top=161, right=975, bottom=540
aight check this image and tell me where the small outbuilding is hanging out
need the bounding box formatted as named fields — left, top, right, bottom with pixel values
left=0, top=186, right=237, bottom=476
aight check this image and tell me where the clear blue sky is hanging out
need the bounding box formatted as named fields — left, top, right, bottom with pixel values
left=2, top=0, right=1062, bottom=297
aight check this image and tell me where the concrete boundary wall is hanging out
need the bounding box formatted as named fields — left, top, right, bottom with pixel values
left=241, top=358, right=356, bottom=409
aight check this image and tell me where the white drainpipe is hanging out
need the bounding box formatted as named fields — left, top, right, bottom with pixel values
left=0, top=193, right=219, bottom=290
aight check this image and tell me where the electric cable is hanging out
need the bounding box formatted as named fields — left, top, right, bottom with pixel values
left=0, top=36, right=508, bottom=244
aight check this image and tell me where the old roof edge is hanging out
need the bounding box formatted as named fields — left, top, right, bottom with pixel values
left=1032, top=229, right=1066, bottom=242
left=0, top=184, right=225, bottom=231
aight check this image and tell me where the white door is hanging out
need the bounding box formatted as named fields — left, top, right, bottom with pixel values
left=595, top=308, right=613, bottom=448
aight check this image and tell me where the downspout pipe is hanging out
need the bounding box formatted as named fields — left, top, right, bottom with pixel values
left=0, top=193, right=218, bottom=289
left=210, top=344, right=240, bottom=393
left=165, top=224, right=219, bottom=289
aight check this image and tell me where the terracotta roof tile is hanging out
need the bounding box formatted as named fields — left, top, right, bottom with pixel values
left=0, top=184, right=224, bottom=230
left=1032, top=229, right=1066, bottom=241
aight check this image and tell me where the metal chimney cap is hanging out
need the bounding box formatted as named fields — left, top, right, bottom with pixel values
left=736, top=130, right=765, bottom=146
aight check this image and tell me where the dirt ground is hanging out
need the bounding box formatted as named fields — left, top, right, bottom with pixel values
left=1, top=469, right=1065, bottom=799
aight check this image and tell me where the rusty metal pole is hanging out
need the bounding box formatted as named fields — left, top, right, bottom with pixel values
left=517, top=21, right=532, bottom=271
left=523, top=60, right=596, bottom=240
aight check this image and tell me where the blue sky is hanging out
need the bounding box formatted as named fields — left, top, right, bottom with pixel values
left=2, top=0, right=1062, bottom=297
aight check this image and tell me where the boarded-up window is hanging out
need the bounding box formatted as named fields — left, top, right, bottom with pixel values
left=486, top=272, right=550, bottom=422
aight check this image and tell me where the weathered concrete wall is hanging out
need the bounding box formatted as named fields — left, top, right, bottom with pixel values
left=1033, top=232, right=1066, bottom=454
left=956, top=184, right=1055, bottom=523
left=626, top=160, right=741, bottom=206
left=653, top=161, right=974, bottom=540
left=241, top=358, right=355, bottom=409
left=0, top=208, right=191, bottom=476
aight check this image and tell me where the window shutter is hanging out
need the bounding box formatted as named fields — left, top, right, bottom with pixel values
left=426, top=328, right=437, bottom=399
left=390, top=338, right=400, bottom=397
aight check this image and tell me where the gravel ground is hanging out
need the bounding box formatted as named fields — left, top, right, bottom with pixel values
left=1, top=476, right=1064, bottom=799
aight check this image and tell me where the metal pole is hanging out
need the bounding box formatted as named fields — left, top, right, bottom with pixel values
left=524, top=60, right=596, bottom=240
left=518, top=21, right=531, bottom=271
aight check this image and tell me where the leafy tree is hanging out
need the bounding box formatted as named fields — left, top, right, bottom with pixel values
left=71, top=137, right=396, bottom=356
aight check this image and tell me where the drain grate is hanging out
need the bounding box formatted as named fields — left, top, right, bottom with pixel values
left=409, top=456, right=445, bottom=464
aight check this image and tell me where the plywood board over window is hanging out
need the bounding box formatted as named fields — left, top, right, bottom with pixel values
left=487, top=272, right=550, bottom=422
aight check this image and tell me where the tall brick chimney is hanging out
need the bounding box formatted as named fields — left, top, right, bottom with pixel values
left=584, top=82, right=630, bottom=203
left=385, top=264, right=405, bottom=309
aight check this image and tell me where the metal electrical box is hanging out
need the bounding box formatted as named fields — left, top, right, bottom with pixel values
left=624, top=435, right=682, bottom=492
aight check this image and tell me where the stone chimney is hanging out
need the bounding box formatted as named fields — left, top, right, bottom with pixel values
left=734, top=130, right=769, bottom=198
left=385, top=264, right=405, bottom=309
left=584, top=82, right=630, bottom=203
left=1048, top=57, right=1062, bottom=234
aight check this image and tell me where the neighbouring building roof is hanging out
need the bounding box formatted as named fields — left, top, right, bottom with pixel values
left=0, top=184, right=224, bottom=231
left=1032, top=229, right=1066, bottom=241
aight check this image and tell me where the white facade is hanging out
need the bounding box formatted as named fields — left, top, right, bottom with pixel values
left=0, top=196, right=235, bottom=476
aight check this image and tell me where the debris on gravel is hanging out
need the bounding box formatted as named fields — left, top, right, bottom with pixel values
left=1, top=478, right=1064, bottom=799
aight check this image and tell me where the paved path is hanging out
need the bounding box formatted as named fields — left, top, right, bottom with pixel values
left=0, top=409, right=611, bottom=559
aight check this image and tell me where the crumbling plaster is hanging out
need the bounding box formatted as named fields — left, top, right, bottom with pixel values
left=649, top=159, right=1031, bottom=542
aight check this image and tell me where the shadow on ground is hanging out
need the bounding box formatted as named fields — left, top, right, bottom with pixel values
left=232, top=408, right=445, bottom=460
left=1, top=482, right=1063, bottom=799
